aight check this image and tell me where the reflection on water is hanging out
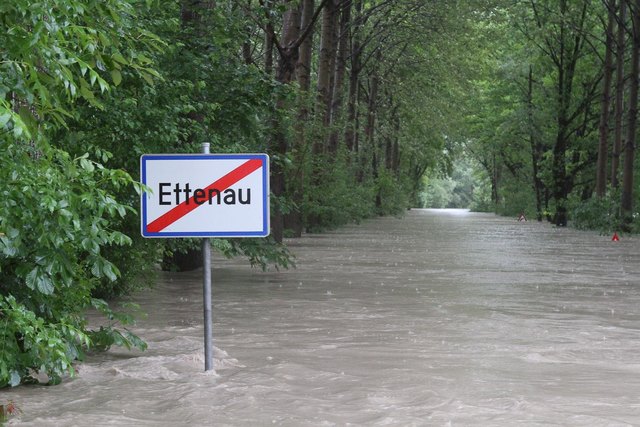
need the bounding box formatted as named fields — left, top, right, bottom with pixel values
left=6, top=209, right=640, bottom=426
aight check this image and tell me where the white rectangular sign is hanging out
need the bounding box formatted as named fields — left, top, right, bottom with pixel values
left=140, top=153, right=269, bottom=238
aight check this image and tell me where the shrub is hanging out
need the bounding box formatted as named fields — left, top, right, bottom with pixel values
left=0, top=144, right=146, bottom=387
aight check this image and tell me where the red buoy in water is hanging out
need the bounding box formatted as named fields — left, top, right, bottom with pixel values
left=612, top=232, right=620, bottom=241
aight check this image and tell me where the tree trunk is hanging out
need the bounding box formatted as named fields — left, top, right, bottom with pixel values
left=328, top=1, right=351, bottom=154
left=180, top=0, right=215, bottom=25
left=596, top=0, right=616, bottom=197
left=267, top=0, right=328, bottom=241
left=344, top=0, right=363, bottom=154
left=550, top=0, right=587, bottom=226
left=552, top=32, right=570, bottom=227
left=527, top=65, right=545, bottom=221
left=612, top=0, right=627, bottom=188
left=385, top=99, right=399, bottom=171
left=286, top=0, right=315, bottom=238
left=265, top=23, right=275, bottom=74
left=492, top=154, right=501, bottom=212
left=389, top=101, right=400, bottom=175
left=364, top=71, right=378, bottom=158
left=621, top=0, right=639, bottom=230
left=364, top=64, right=380, bottom=184
left=270, top=3, right=301, bottom=243
left=296, top=0, right=315, bottom=94
left=315, top=0, right=340, bottom=155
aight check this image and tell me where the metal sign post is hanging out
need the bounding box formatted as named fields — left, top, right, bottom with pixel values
left=201, top=142, right=213, bottom=371
left=140, top=147, right=269, bottom=372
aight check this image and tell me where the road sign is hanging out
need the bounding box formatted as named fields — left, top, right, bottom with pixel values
left=140, top=153, right=269, bottom=238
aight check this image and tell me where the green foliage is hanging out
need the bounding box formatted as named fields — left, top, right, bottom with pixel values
left=572, top=188, right=640, bottom=234
left=0, top=144, right=131, bottom=299
left=572, top=191, right=621, bottom=233
left=0, top=0, right=162, bottom=138
left=420, top=156, right=482, bottom=210
left=375, top=169, right=410, bottom=216
left=0, top=0, right=163, bottom=388
left=55, top=1, right=285, bottom=275
left=0, top=295, right=89, bottom=387
left=302, top=154, right=377, bottom=233
left=87, top=299, right=148, bottom=353
left=496, top=177, right=537, bottom=217
left=0, top=143, right=147, bottom=386
left=470, top=180, right=494, bottom=212
left=459, top=2, right=628, bottom=228
left=421, top=178, right=457, bottom=208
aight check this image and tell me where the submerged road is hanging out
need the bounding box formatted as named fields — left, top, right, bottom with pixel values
left=6, top=209, right=640, bottom=426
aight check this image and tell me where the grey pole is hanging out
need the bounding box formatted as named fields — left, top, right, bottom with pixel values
left=202, top=142, right=213, bottom=371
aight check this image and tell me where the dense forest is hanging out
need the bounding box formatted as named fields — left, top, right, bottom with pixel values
left=1, top=0, right=638, bottom=388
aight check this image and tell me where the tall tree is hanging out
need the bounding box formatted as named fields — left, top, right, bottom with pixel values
left=529, top=0, right=598, bottom=226
left=316, top=0, right=340, bottom=137
left=621, top=0, right=639, bottom=229
left=328, top=1, right=352, bottom=154
left=259, top=0, right=328, bottom=242
left=271, top=1, right=302, bottom=243
left=286, top=0, right=316, bottom=237
left=612, top=0, right=627, bottom=188
left=344, top=0, right=364, bottom=154
left=596, top=0, right=617, bottom=197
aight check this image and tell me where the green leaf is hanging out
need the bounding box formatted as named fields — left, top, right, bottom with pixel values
left=25, top=267, right=39, bottom=291
left=136, top=53, right=152, bottom=64
left=112, top=52, right=128, bottom=65
left=18, top=107, right=37, bottom=136
left=97, top=76, right=109, bottom=93
left=0, top=112, right=11, bottom=127
left=79, top=158, right=95, bottom=172
left=89, top=70, right=98, bottom=86
left=111, top=69, right=122, bottom=86
left=140, top=71, right=155, bottom=86
left=80, top=83, right=95, bottom=102
left=37, top=274, right=54, bottom=295
left=102, top=261, right=118, bottom=282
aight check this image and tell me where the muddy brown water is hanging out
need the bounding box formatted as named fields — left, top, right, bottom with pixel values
left=5, top=209, right=640, bottom=426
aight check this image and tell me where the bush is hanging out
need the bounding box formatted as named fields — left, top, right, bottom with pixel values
left=572, top=189, right=640, bottom=234
left=0, top=295, right=89, bottom=387
left=376, top=169, right=410, bottom=216
left=0, top=144, right=146, bottom=387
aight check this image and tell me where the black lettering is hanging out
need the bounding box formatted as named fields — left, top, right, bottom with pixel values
left=223, top=189, right=236, bottom=204
left=183, top=182, right=192, bottom=203
left=159, top=183, right=171, bottom=205
left=173, top=183, right=181, bottom=205
left=193, top=188, right=206, bottom=205
left=157, top=184, right=252, bottom=206
left=238, top=188, right=251, bottom=205
left=208, top=189, right=221, bottom=204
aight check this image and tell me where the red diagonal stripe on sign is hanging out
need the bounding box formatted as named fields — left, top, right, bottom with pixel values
left=146, top=158, right=263, bottom=233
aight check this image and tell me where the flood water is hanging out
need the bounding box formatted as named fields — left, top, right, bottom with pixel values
left=5, top=209, right=640, bottom=426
